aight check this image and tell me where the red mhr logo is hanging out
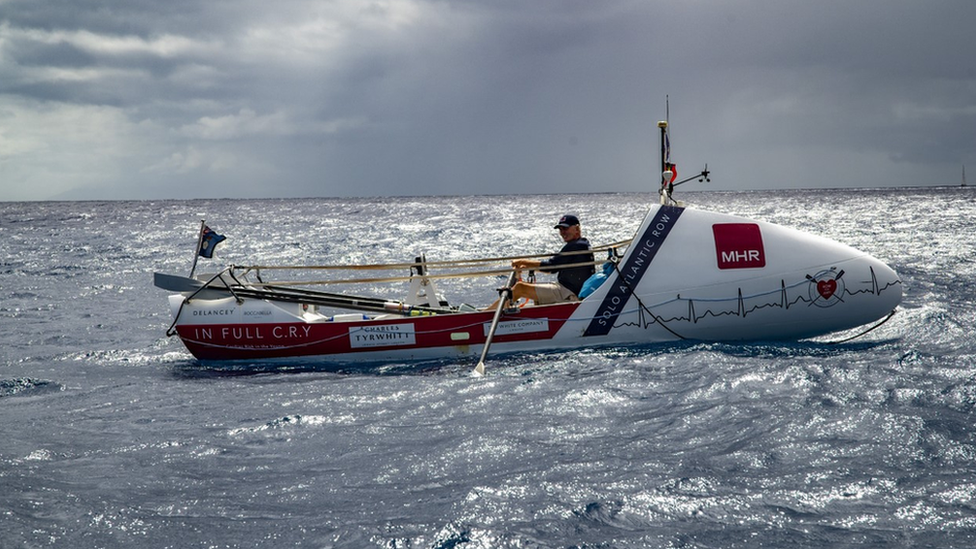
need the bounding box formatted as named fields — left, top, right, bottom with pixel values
left=712, top=223, right=766, bottom=270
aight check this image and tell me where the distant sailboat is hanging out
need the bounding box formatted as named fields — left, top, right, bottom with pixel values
left=963, top=165, right=967, bottom=187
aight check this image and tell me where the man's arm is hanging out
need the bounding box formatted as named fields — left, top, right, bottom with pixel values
left=512, top=258, right=543, bottom=270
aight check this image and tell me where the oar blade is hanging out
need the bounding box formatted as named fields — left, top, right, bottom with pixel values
left=153, top=272, right=203, bottom=292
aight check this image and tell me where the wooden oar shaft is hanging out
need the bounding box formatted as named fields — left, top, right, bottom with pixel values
left=235, top=239, right=631, bottom=273
left=247, top=259, right=605, bottom=287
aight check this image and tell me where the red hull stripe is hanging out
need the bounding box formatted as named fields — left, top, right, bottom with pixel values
left=177, top=303, right=581, bottom=360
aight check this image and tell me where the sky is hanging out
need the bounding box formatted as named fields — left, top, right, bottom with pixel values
left=1, top=0, right=974, bottom=201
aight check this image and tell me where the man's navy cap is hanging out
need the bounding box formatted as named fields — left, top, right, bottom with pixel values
left=554, top=214, right=580, bottom=228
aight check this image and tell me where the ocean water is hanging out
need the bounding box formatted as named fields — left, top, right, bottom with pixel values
left=1, top=188, right=975, bottom=548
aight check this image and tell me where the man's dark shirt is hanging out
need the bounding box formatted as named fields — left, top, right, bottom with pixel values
left=539, top=237, right=595, bottom=296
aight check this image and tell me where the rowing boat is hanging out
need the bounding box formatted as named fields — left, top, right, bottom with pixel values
left=154, top=122, right=902, bottom=370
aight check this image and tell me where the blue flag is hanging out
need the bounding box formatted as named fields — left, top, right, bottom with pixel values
left=199, top=226, right=226, bottom=258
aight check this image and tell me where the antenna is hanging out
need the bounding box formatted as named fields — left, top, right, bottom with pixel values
left=666, top=95, right=671, bottom=150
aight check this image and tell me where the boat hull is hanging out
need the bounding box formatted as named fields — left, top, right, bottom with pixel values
left=163, top=204, right=902, bottom=364
left=172, top=300, right=582, bottom=362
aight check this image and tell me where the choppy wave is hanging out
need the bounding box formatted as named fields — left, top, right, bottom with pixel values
left=0, top=377, right=63, bottom=398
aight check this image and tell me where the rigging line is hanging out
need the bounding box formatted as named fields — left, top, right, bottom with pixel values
left=165, top=268, right=236, bottom=336
left=611, top=262, right=687, bottom=340
left=165, top=299, right=187, bottom=337
left=825, top=309, right=897, bottom=345
left=233, top=239, right=633, bottom=272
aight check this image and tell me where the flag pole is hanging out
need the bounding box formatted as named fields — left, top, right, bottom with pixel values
left=188, top=220, right=206, bottom=278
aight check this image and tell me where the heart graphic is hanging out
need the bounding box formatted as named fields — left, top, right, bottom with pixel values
left=817, top=279, right=837, bottom=300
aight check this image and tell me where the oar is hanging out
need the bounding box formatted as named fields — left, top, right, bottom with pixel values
left=153, top=271, right=236, bottom=292
left=474, top=271, right=518, bottom=377
left=154, top=271, right=455, bottom=316
left=153, top=272, right=204, bottom=292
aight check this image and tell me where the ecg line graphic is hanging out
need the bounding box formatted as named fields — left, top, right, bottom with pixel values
left=613, top=266, right=901, bottom=330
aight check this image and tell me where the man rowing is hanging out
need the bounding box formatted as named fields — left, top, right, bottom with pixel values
left=494, top=214, right=595, bottom=308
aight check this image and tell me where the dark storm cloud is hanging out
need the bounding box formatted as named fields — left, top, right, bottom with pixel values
left=1, top=0, right=974, bottom=200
